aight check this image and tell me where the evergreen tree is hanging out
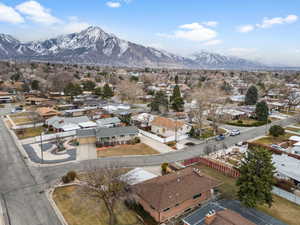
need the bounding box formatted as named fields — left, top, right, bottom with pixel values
left=31, top=80, right=39, bottom=90
left=245, top=85, right=258, bottom=105
left=175, top=75, right=179, bottom=84
left=237, top=147, right=276, bottom=208
left=82, top=80, right=96, bottom=91
left=94, top=87, right=102, bottom=96
left=171, top=85, right=184, bottom=112
left=150, top=91, right=169, bottom=113
left=256, top=101, right=269, bottom=121
left=102, top=83, right=114, bottom=99
left=64, top=83, right=82, bottom=97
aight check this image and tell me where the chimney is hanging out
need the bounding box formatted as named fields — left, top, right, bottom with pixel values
left=205, top=210, right=216, bottom=225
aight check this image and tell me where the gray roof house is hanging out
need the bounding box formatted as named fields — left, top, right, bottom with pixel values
left=45, top=116, right=90, bottom=131
left=96, top=117, right=121, bottom=128
left=76, top=126, right=139, bottom=145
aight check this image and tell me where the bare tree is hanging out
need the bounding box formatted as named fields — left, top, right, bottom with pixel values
left=191, top=85, right=226, bottom=135
left=282, top=88, right=300, bottom=112
left=116, top=80, right=144, bottom=103
left=77, top=166, right=133, bottom=225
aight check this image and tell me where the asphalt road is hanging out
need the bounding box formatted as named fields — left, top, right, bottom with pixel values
left=0, top=120, right=62, bottom=225
left=0, top=105, right=297, bottom=225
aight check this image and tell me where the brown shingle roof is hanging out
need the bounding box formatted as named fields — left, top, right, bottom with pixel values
left=151, top=116, right=185, bottom=130
left=210, top=209, right=256, bottom=225
left=36, top=107, right=60, bottom=116
left=134, top=167, right=221, bottom=211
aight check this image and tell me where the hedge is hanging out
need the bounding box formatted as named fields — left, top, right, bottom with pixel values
left=226, top=120, right=271, bottom=127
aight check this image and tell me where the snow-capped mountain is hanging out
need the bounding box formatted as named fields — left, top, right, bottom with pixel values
left=191, top=51, right=264, bottom=69
left=0, top=26, right=264, bottom=69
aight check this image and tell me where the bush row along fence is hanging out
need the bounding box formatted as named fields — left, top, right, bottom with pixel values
left=182, top=157, right=240, bottom=178
left=248, top=142, right=300, bottom=160
left=139, top=129, right=189, bottom=143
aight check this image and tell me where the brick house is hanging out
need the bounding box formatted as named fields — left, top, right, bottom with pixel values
left=133, top=167, right=221, bottom=223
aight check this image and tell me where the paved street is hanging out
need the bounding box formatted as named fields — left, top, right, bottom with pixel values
left=0, top=102, right=297, bottom=225
left=0, top=120, right=62, bottom=225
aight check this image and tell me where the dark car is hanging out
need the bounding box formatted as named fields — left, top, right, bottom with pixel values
left=215, top=134, right=225, bottom=141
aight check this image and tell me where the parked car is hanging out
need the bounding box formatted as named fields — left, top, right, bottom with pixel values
left=270, top=144, right=286, bottom=151
left=215, top=134, right=225, bottom=141
left=229, top=129, right=240, bottom=136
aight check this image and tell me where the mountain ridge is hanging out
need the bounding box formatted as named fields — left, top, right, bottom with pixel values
left=0, top=26, right=265, bottom=69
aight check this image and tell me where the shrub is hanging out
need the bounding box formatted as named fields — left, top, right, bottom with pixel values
left=62, top=175, right=70, bottom=184
left=96, top=141, right=102, bottom=148
left=237, top=120, right=243, bottom=124
left=269, top=125, right=285, bottom=137
left=131, top=137, right=140, bottom=144
left=161, top=162, right=169, bottom=175
left=66, top=171, right=77, bottom=181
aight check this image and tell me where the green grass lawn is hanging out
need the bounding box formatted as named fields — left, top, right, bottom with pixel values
left=252, top=133, right=297, bottom=145
left=15, top=127, right=44, bottom=139
left=53, top=185, right=143, bottom=225
left=196, top=164, right=300, bottom=225
left=198, top=127, right=226, bottom=139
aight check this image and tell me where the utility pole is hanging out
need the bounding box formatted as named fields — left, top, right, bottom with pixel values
left=40, top=132, right=44, bottom=164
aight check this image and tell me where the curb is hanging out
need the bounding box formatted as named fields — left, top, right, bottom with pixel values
left=0, top=195, right=9, bottom=225
left=46, top=186, right=70, bottom=225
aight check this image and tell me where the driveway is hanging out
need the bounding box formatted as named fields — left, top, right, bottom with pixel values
left=77, top=144, right=97, bottom=161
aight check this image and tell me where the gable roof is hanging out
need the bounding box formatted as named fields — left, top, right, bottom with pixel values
left=134, top=167, right=221, bottom=211
left=36, top=107, right=60, bottom=116
left=150, top=116, right=185, bottom=130
left=96, top=126, right=138, bottom=138
left=96, top=117, right=121, bottom=126
left=209, top=209, right=256, bottom=225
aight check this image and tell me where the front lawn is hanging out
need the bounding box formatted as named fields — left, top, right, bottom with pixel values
left=198, top=127, right=226, bottom=139
left=252, top=133, right=297, bottom=145
left=196, top=164, right=300, bottom=225
left=15, top=127, right=44, bottom=139
left=11, top=117, right=34, bottom=125
left=97, top=143, right=159, bottom=158
left=53, top=185, right=142, bottom=225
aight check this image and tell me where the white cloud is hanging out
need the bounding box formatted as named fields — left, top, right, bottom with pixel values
left=237, top=25, right=254, bottom=33
left=238, top=14, right=298, bottom=32
left=16, top=0, right=60, bottom=25
left=174, top=22, right=217, bottom=42
left=62, top=17, right=90, bottom=34
left=0, top=3, right=24, bottom=24
left=202, top=39, right=222, bottom=46
left=257, top=14, right=298, bottom=28
left=106, top=1, right=121, bottom=8
left=202, top=21, right=218, bottom=27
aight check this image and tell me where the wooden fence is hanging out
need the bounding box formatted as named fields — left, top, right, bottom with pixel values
left=183, top=157, right=240, bottom=178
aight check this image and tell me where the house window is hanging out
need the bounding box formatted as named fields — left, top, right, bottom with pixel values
left=163, top=208, right=170, bottom=212
left=193, top=193, right=202, bottom=199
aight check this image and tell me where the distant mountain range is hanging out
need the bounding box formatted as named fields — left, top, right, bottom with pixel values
left=0, top=26, right=267, bottom=69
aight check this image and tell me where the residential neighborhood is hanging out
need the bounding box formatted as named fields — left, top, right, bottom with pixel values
left=0, top=1, right=300, bottom=225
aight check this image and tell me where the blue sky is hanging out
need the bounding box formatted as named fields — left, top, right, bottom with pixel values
left=0, top=0, right=300, bottom=66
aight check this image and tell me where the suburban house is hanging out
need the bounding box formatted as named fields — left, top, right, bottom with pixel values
left=76, top=126, right=139, bottom=145
left=132, top=113, right=155, bottom=128
left=150, top=116, right=191, bottom=137
left=45, top=116, right=91, bottom=132
left=0, top=91, right=14, bottom=103
left=133, top=167, right=221, bottom=223
left=36, top=107, right=60, bottom=119
left=182, top=202, right=256, bottom=225
left=96, top=117, right=121, bottom=128
left=25, top=97, right=49, bottom=105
